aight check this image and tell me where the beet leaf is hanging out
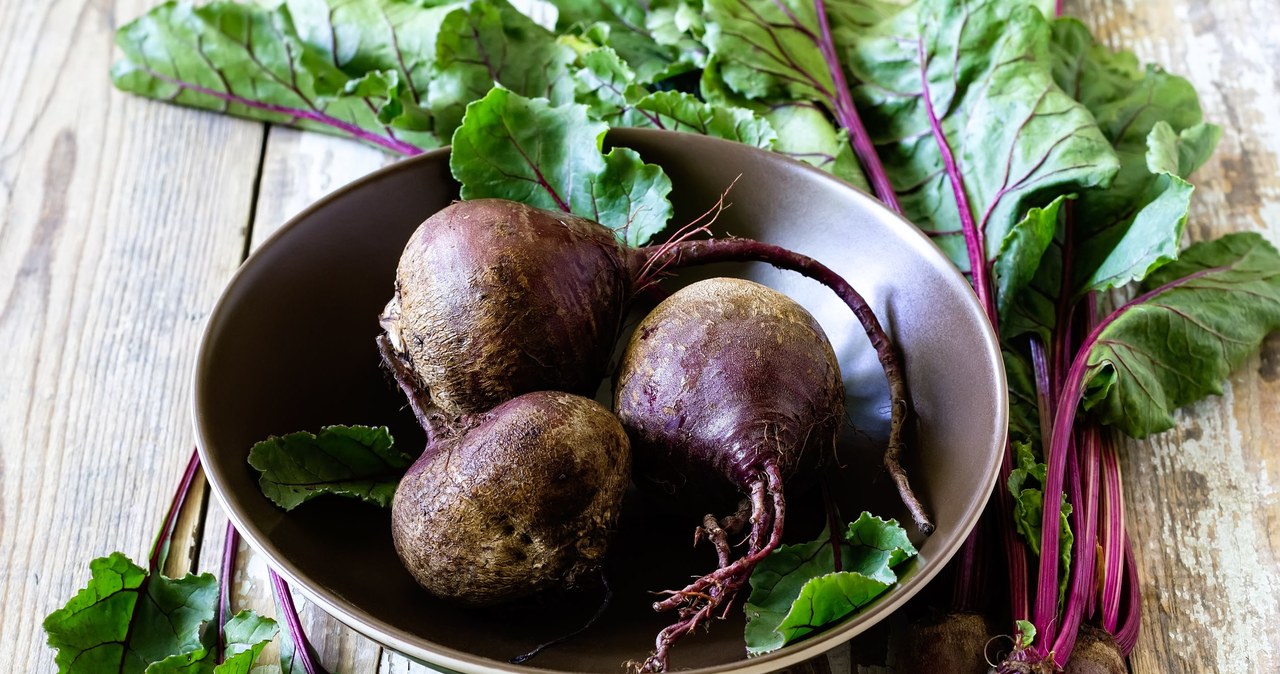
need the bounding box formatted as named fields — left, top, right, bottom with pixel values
left=1081, top=233, right=1280, bottom=437
left=699, top=60, right=870, bottom=191
left=44, top=554, right=217, bottom=674
left=547, top=0, right=700, bottom=83
left=147, top=610, right=278, bottom=673
left=450, top=88, right=674, bottom=247
left=248, top=425, right=410, bottom=511
left=574, top=48, right=776, bottom=146
left=700, top=0, right=898, bottom=207
left=283, top=0, right=463, bottom=107
left=112, top=1, right=438, bottom=154
left=1003, top=19, right=1220, bottom=340
left=743, top=513, right=916, bottom=656
left=428, top=1, right=577, bottom=136
left=845, top=0, right=1119, bottom=288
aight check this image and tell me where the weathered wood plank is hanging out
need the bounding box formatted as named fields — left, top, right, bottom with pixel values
left=1065, top=0, right=1280, bottom=672
left=0, top=0, right=265, bottom=668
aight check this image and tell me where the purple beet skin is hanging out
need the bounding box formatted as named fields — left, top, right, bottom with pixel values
left=379, top=198, right=635, bottom=439
left=615, top=278, right=845, bottom=671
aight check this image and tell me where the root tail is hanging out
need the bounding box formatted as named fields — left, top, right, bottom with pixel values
left=640, top=463, right=787, bottom=672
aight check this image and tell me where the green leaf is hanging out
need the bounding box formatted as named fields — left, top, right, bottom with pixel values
left=215, top=611, right=278, bottom=674
left=744, top=513, right=916, bottom=656
left=450, top=88, right=673, bottom=247
left=111, top=1, right=438, bottom=153
left=700, top=59, right=869, bottom=192
left=703, top=0, right=835, bottom=104
left=1082, top=233, right=1280, bottom=437
left=995, top=196, right=1066, bottom=322
left=1050, top=19, right=1222, bottom=295
left=646, top=0, right=707, bottom=63
left=428, top=0, right=577, bottom=137
left=247, top=425, right=410, bottom=511
left=572, top=51, right=773, bottom=147
left=845, top=1, right=1119, bottom=273
left=630, top=91, right=776, bottom=148
left=1015, top=619, right=1037, bottom=648
left=575, top=47, right=648, bottom=125
left=44, top=553, right=218, bottom=674
left=548, top=0, right=697, bottom=83
left=145, top=610, right=278, bottom=674
left=1007, top=441, right=1073, bottom=602
left=844, top=511, right=918, bottom=569
left=284, top=0, right=465, bottom=102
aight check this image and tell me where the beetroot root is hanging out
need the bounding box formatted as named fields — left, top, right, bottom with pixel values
left=615, top=278, right=845, bottom=671
left=380, top=199, right=633, bottom=437
left=390, top=391, right=630, bottom=607
left=895, top=612, right=995, bottom=674
left=1062, top=626, right=1127, bottom=674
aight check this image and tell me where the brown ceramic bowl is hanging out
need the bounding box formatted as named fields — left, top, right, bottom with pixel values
left=193, top=129, right=1005, bottom=674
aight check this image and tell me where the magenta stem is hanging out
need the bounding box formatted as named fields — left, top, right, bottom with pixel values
left=997, top=435, right=1032, bottom=622
left=916, top=37, right=993, bottom=318
left=217, top=522, right=240, bottom=663
left=1115, top=535, right=1143, bottom=654
left=144, top=70, right=424, bottom=155
left=147, top=448, right=203, bottom=573
left=270, top=570, right=325, bottom=674
left=1051, top=426, right=1101, bottom=664
left=950, top=503, right=993, bottom=611
left=1029, top=338, right=1055, bottom=451
left=1032, top=264, right=1230, bottom=643
left=812, top=0, right=903, bottom=213
left=1099, top=437, right=1126, bottom=632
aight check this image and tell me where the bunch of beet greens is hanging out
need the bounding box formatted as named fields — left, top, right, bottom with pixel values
left=45, top=0, right=1280, bottom=672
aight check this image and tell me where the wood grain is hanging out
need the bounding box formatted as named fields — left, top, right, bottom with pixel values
left=1065, top=0, right=1280, bottom=671
left=0, top=0, right=264, bottom=668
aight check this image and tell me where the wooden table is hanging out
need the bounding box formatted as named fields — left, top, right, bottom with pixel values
left=2, top=0, right=1277, bottom=672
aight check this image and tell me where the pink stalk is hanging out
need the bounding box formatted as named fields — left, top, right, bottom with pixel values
left=270, top=570, right=328, bottom=674
left=1115, top=536, right=1143, bottom=654
left=1032, top=265, right=1229, bottom=644
left=144, top=70, right=425, bottom=156
left=217, top=522, right=240, bottom=663
left=811, top=0, right=903, bottom=212
left=916, top=38, right=993, bottom=318
left=1098, top=439, right=1127, bottom=632
left=1051, top=427, right=1100, bottom=665
left=949, top=506, right=985, bottom=610
left=998, top=438, right=1032, bottom=622
left=1029, top=338, right=1055, bottom=450
left=148, top=449, right=203, bottom=573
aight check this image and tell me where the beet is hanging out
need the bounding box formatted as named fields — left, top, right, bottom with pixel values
left=380, top=199, right=634, bottom=436
left=1062, top=626, right=1127, bottom=674
left=614, top=278, right=844, bottom=671
left=390, top=391, right=630, bottom=607
left=894, top=612, right=995, bottom=674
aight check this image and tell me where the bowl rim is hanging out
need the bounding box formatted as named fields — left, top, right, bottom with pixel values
left=192, top=127, right=1007, bottom=674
